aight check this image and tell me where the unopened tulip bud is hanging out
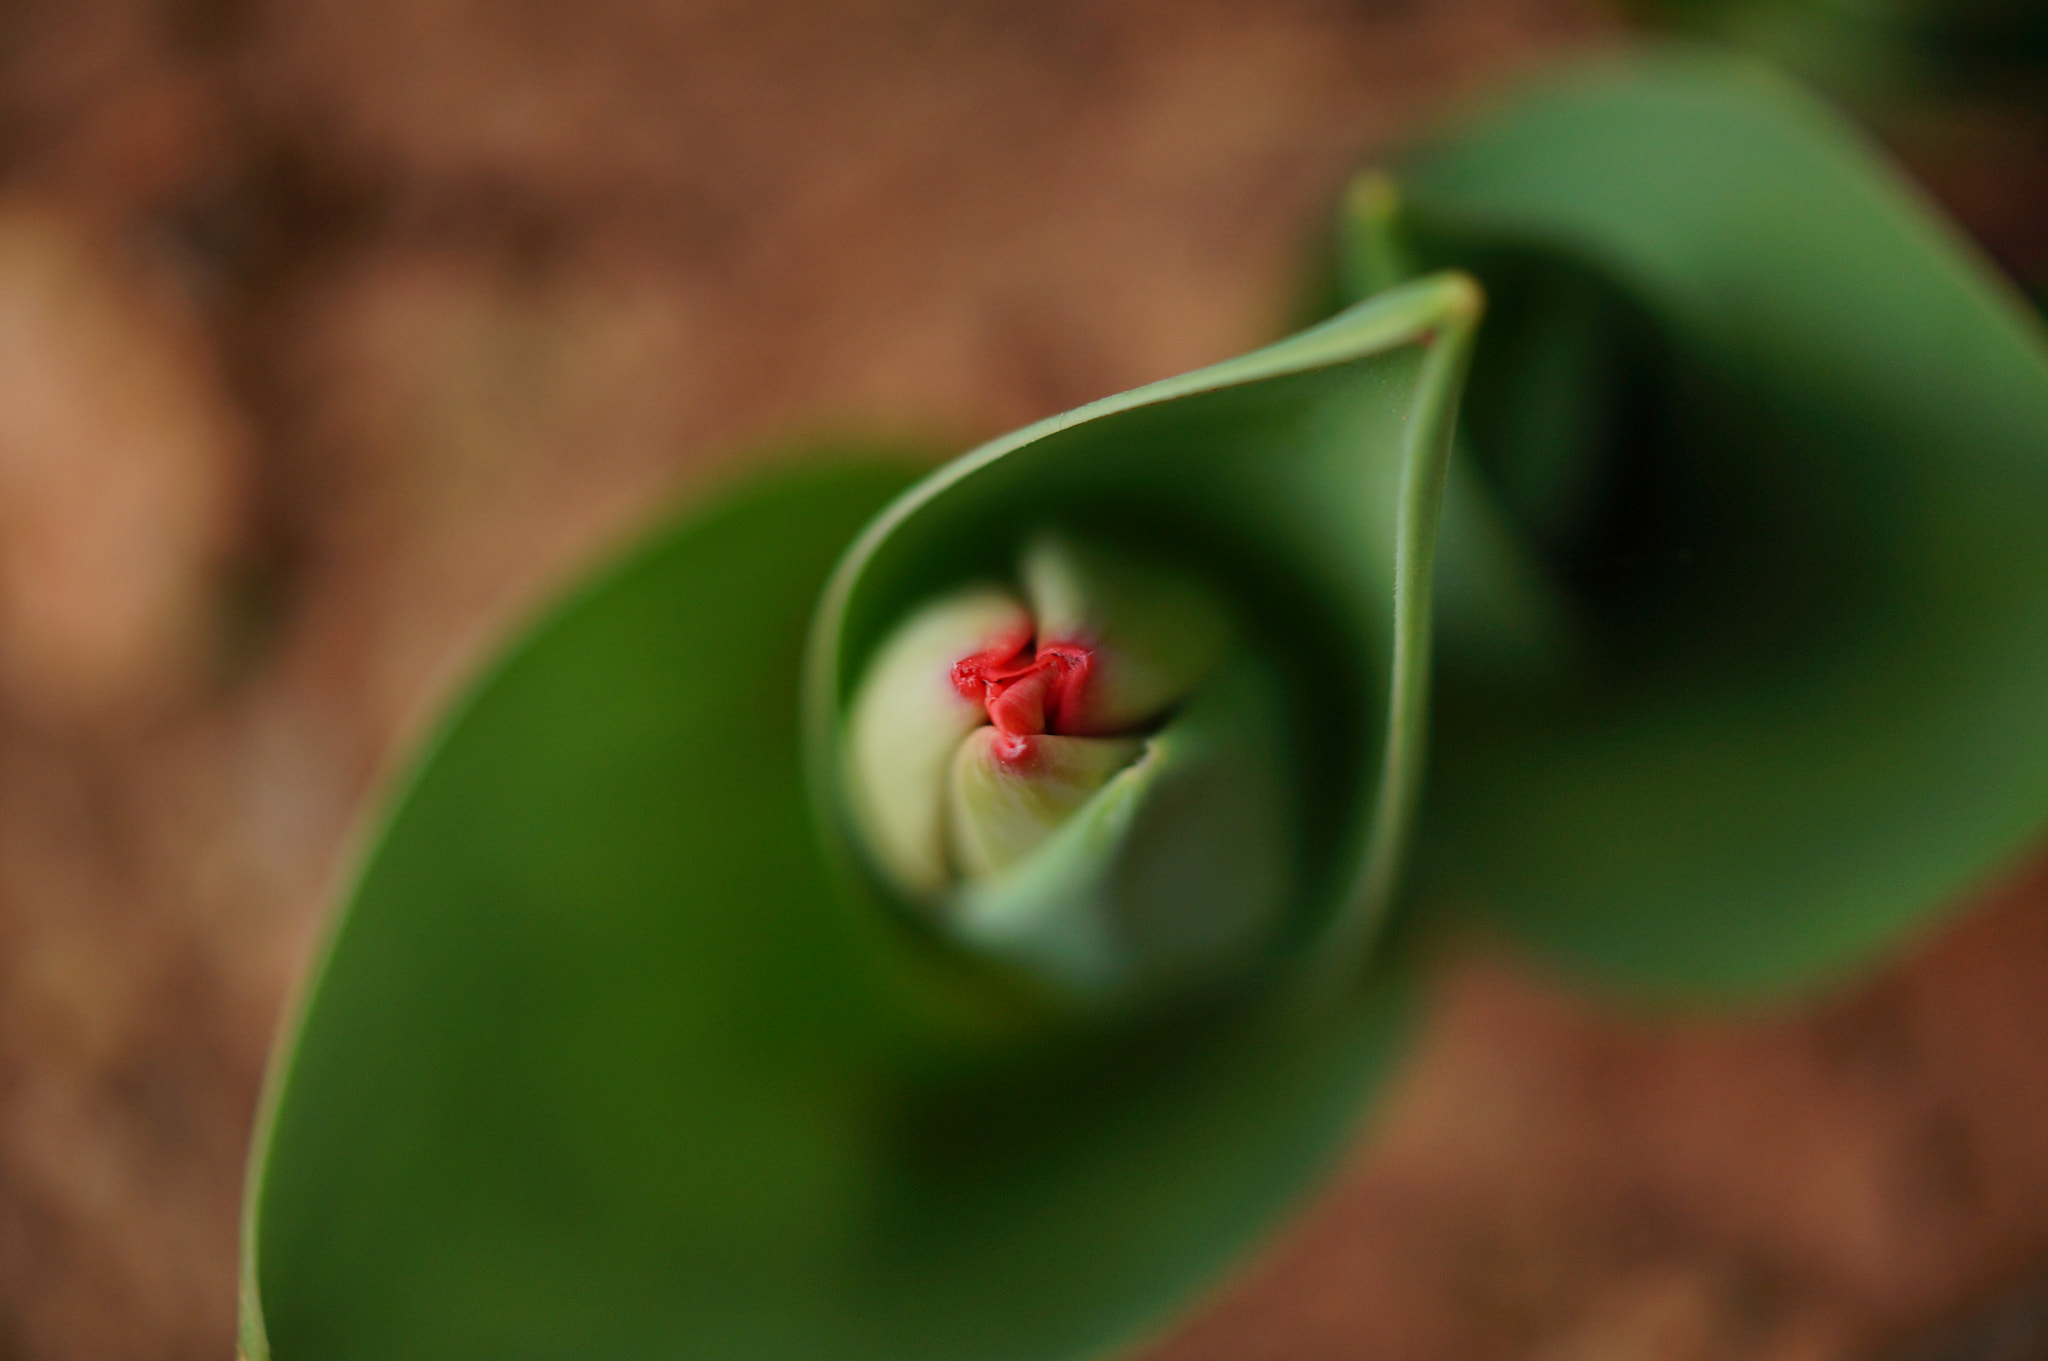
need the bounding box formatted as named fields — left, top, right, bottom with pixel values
left=840, top=531, right=1298, bottom=1006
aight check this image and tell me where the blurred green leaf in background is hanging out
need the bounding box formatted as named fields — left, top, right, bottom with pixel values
left=1631, top=0, right=2048, bottom=111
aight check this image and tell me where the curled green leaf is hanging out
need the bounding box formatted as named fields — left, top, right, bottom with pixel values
left=241, top=263, right=1480, bottom=1360
left=1386, top=50, right=2048, bottom=998
left=808, top=271, right=1482, bottom=1007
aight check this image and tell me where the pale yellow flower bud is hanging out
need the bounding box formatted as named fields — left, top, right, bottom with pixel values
left=841, top=584, right=1032, bottom=897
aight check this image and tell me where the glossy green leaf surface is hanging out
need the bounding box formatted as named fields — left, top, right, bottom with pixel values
left=1394, top=52, right=2048, bottom=997
left=241, top=460, right=1415, bottom=1361
left=811, top=274, right=1480, bottom=990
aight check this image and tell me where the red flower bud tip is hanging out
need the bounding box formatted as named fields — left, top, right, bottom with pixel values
left=952, top=635, right=1099, bottom=767
left=948, top=628, right=1033, bottom=703
left=985, top=665, right=1054, bottom=739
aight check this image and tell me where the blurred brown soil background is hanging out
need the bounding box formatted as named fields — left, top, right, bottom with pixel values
left=1, top=2, right=2047, bottom=1358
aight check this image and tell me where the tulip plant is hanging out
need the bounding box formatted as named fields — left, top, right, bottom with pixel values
left=238, top=49, right=2048, bottom=1361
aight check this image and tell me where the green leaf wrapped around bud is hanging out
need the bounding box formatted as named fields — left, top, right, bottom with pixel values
left=841, top=530, right=1294, bottom=1006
